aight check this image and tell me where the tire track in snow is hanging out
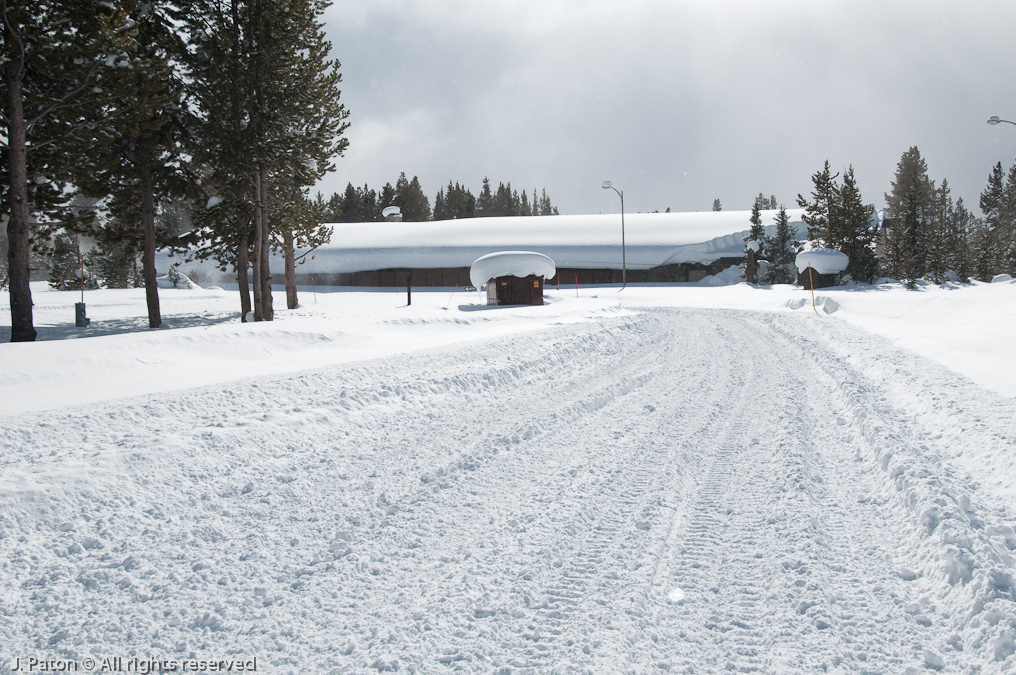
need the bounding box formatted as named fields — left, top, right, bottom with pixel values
left=632, top=311, right=934, bottom=674
left=3, top=307, right=1014, bottom=674
left=762, top=313, right=1016, bottom=674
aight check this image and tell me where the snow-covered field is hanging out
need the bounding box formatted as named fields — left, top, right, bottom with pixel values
left=2, top=278, right=1015, bottom=674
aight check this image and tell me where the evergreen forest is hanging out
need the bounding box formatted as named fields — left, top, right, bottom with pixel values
left=743, top=148, right=1015, bottom=286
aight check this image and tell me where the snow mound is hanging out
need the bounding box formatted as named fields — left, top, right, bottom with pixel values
left=696, top=265, right=742, bottom=286
left=991, top=273, right=1013, bottom=284
left=786, top=295, right=840, bottom=314
left=796, top=248, right=848, bottom=274
left=470, top=251, right=556, bottom=289
left=156, top=272, right=199, bottom=289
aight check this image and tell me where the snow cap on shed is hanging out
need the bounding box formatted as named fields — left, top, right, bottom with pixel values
left=796, top=248, right=848, bottom=274
left=470, top=251, right=557, bottom=289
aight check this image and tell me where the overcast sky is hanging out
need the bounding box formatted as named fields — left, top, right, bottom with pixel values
left=316, top=0, right=1016, bottom=218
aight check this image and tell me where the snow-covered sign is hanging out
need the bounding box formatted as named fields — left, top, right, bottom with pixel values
left=470, top=251, right=557, bottom=289
left=796, top=248, right=848, bottom=274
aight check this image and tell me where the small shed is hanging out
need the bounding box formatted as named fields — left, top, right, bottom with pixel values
left=796, top=249, right=849, bottom=289
left=470, top=251, right=557, bottom=306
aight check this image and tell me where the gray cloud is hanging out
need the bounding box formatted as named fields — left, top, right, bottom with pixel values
left=318, top=0, right=1016, bottom=217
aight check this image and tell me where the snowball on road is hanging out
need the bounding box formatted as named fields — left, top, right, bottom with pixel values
left=1, top=279, right=1015, bottom=674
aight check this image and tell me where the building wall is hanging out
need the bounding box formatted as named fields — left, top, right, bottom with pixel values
left=292, top=257, right=743, bottom=288
left=798, top=268, right=840, bottom=289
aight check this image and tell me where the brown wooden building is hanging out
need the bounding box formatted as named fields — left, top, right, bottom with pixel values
left=292, top=257, right=744, bottom=289
left=486, top=275, right=545, bottom=306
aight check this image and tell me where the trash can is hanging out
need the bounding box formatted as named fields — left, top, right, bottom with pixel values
left=75, top=302, right=91, bottom=327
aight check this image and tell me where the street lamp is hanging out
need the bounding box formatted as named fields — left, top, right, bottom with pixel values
left=987, top=115, right=1016, bottom=127
left=601, top=180, right=626, bottom=288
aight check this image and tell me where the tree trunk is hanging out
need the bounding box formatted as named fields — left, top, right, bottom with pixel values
left=251, top=172, right=264, bottom=321
left=5, top=48, right=36, bottom=342
left=259, top=164, right=273, bottom=320
left=283, top=226, right=297, bottom=309
left=237, top=223, right=251, bottom=322
left=139, top=150, right=161, bottom=328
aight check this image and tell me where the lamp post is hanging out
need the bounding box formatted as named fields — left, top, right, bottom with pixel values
left=987, top=115, right=1016, bottom=127
left=601, top=180, right=626, bottom=288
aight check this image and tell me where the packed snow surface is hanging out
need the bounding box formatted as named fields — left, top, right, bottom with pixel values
left=469, top=251, right=557, bottom=289
left=2, top=279, right=1015, bottom=674
left=796, top=248, right=849, bottom=274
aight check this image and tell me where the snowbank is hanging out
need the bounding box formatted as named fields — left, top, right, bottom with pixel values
left=469, top=251, right=557, bottom=289
left=796, top=248, right=848, bottom=274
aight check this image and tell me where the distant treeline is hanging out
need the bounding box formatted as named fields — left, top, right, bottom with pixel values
left=315, top=174, right=559, bottom=223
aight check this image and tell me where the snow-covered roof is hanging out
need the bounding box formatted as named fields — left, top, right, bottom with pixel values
left=796, top=248, right=849, bottom=274
left=282, top=210, right=806, bottom=274
left=469, top=251, right=557, bottom=288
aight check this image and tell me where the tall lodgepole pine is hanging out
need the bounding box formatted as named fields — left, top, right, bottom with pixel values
left=259, top=165, right=273, bottom=321
left=2, top=2, right=129, bottom=341
left=283, top=226, right=297, bottom=310
left=4, top=44, right=34, bottom=341
left=139, top=147, right=161, bottom=328
left=236, top=197, right=252, bottom=321
left=252, top=173, right=264, bottom=322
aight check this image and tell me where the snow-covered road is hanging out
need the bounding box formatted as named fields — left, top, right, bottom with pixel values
left=2, top=307, right=1015, bottom=674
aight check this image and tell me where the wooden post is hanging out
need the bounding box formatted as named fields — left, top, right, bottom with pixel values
left=808, top=264, right=817, bottom=312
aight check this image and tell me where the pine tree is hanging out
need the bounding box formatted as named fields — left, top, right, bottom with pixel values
left=762, top=206, right=799, bottom=284
left=89, top=239, right=143, bottom=289
left=712, top=198, right=722, bottom=212
left=744, top=195, right=767, bottom=255
left=476, top=178, right=494, bottom=216
left=493, top=182, right=517, bottom=217
left=949, top=198, right=975, bottom=282
left=393, top=173, right=431, bottom=221
left=975, top=160, right=1015, bottom=280
left=335, top=184, right=363, bottom=222
left=2, top=1, right=132, bottom=340
left=432, top=187, right=447, bottom=221
left=742, top=195, right=767, bottom=282
left=925, top=180, right=953, bottom=284
left=73, top=0, right=193, bottom=328
left=837, top=166, right=879, bottom=283
left=442, top=181, right=475, bottom=219
left=884, top=146, right=934, bottom=287
left=187, top=0, right=349, bottom=322
left=796, top=160, right=839, bottom=247
left=971, top=219, right=997, bottom=282
left=48, top=233, right=83, bottom=291
left=275, top=181, right=331, bottom=309
left=1001, top=163, right=1016, bottom=275
left=0, top=223, right=8, bottom=289
left=538, top=188, right=558, bottom=216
